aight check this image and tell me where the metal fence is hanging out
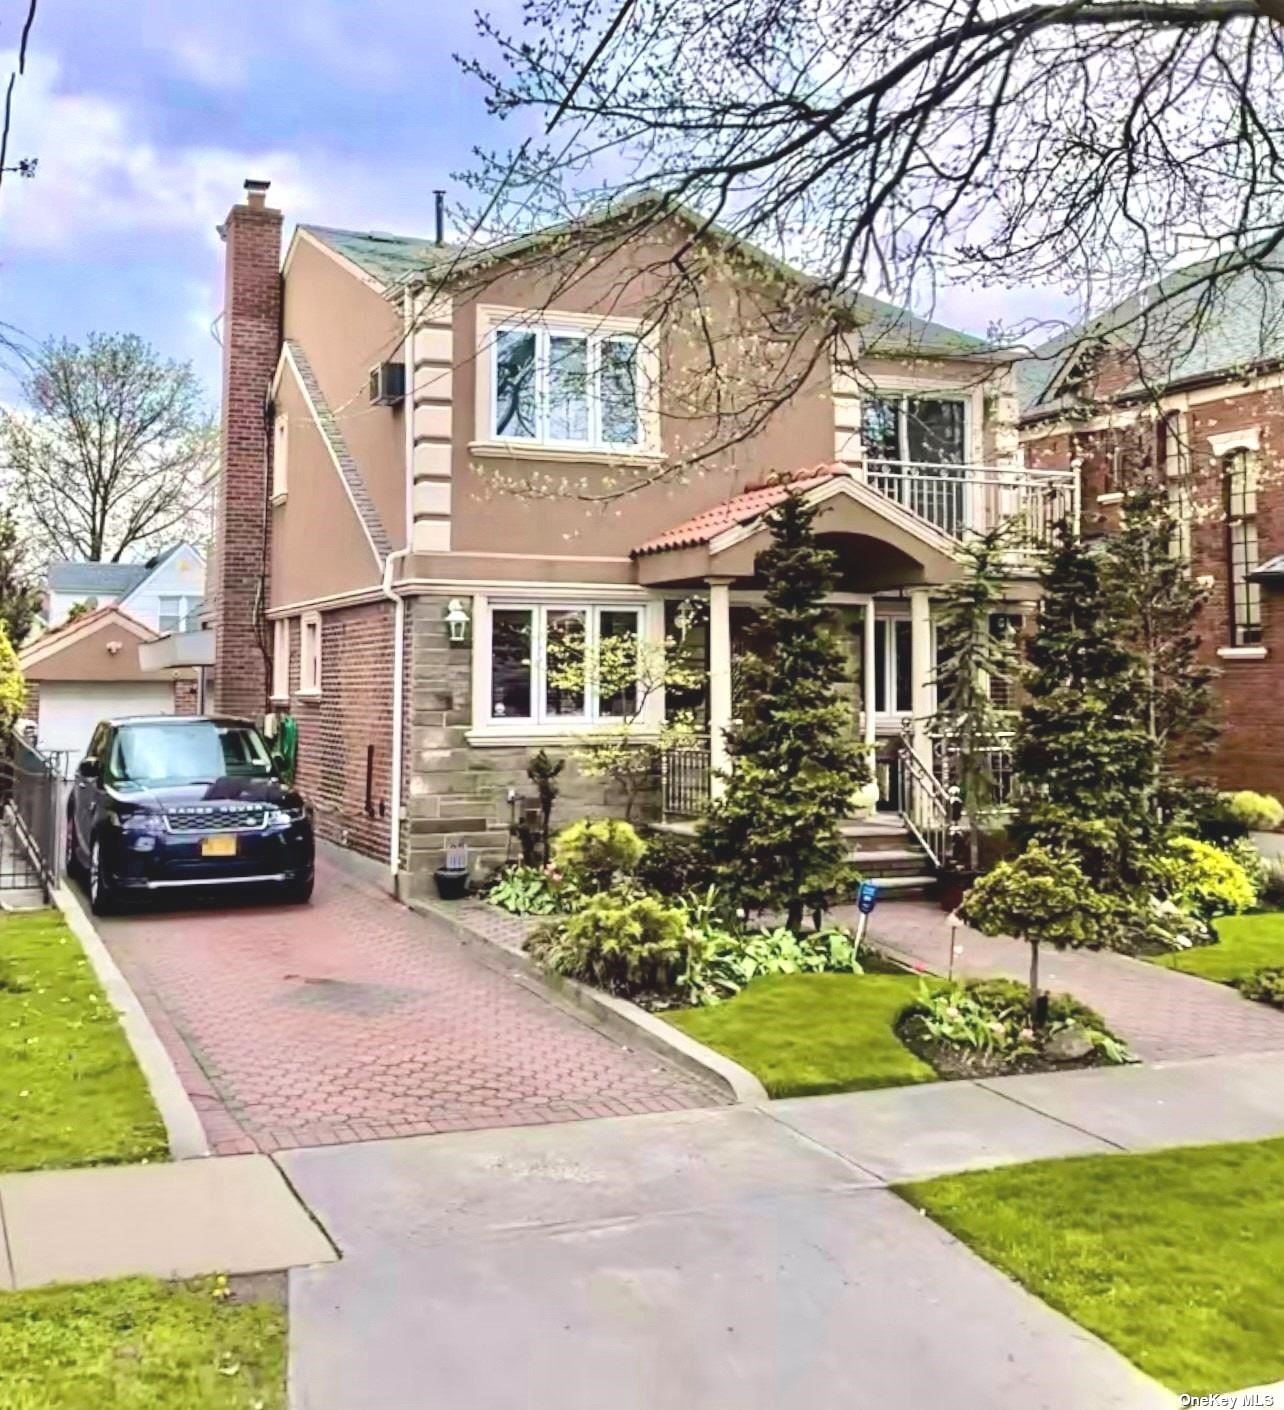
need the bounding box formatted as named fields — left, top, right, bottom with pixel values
left=0, top=731, right=63, bottom=900
left=662, top=735, right=712, bottom=819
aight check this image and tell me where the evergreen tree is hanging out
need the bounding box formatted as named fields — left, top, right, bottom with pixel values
left=0, top=510, right=40, bottom=647
left=1100, top=482, right=1217, bottom=820
left=0, top=624, right=25, bottom=728
left=1013, top=521, right=1158, bottom=893
left=701, top=491, right=869, bottom=931
left=930, top=523, right=1018, bottom=869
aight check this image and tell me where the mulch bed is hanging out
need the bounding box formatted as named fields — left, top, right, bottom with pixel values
left=894, top=1012, right=1117, bottom=1081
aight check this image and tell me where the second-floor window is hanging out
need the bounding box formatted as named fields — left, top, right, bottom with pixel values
left=158, top=596, right=197, bottom=633
left=862, top=394, right=967, bottom=467
left=1225, top=449, right=1263, bottom=646
left=492, top=324, right=642, bottom=450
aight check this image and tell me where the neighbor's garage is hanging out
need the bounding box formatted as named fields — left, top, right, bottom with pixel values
left=18, top=606, right=189, bottom=774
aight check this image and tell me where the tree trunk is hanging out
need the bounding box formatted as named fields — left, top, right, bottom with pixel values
left=786, top=899, right=804, bottom=935
left=1028, top=936, right=1041, bottom=1023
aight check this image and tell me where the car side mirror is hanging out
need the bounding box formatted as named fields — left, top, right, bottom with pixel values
left=77, top=757, right=100, bottom=780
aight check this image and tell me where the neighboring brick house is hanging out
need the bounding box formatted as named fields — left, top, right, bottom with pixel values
left=1019, top=258, right=1284, bottom=797
left=211, top=179, right=1069, bottom=897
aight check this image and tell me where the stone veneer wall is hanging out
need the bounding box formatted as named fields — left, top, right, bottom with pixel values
left=404, top=596, right=646, bottom=894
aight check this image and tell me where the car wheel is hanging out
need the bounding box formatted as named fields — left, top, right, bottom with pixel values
left=282, top=873, right=314, bottom=905
left=89, top=838, right=117, bottom=916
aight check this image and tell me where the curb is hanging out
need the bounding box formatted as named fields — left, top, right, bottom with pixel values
left=409, top=898, right=768, bottom=1105
left=52, top=883, right=210, bottom=1161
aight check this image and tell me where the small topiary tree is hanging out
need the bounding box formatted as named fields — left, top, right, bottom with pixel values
left=958, top=842, right=1106, bottom=1023
left=550, top=818, right=645, bottom=890
left=701, top=490, right=869, bottom=932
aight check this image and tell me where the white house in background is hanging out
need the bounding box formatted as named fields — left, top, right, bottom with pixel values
left=21, top=545, right=207, bottom=772
left=46, top=543, right=206, bottom=632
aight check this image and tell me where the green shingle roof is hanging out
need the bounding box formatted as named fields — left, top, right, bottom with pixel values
left=302, top=197, right=991, bottom=360
left=1018, top=254, right=1284, bottom=418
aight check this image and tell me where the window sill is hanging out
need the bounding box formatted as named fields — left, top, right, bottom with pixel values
left=269, top=695, right=290, bottom=707
left=271, top=492, right=287, bottom=507
left=469, top=440, right=664, bottom=468
left=466, top=725, right=660, bottom=748
left=296, top=687, right=322, bottom=700
left=1216, top=646, right=1267, bottom=660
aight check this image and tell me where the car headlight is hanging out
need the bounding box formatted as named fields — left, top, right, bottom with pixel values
left=120, top=812, right=164, bottom=833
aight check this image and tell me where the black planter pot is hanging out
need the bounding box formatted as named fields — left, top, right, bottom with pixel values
left=434, top=867, right=470, bottom=901
left=935, top=866, right=978, bottom=913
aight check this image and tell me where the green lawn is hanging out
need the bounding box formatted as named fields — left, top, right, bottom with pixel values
left=665, top=971, right=935, bottom=1097
left=0, top=909, right=167, bottom=1172
left=1153, top=910, right=1284, bottom=983
left=900, top=1138, right=1284, bottom=1396
left=0, top=1276, right=285, bottom=1409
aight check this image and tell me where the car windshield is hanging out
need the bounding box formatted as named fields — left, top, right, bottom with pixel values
left=110, top=722, right=274, bottom=785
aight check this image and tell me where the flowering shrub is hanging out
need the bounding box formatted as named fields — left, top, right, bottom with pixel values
left=1154, top=836, right=1257, bottom=920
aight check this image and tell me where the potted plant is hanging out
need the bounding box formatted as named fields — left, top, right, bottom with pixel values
left=434, top=843, right=470, bottom=901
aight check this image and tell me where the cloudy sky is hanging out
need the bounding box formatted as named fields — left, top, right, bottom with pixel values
left=0, top=1, right=1069, bottom=409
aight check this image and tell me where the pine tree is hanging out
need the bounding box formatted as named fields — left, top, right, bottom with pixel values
left=1100, top=482, right=1217, bottom=821
left=1013, top=521, right=1158, bottom=893
left=0, top=510, right=41, bottom=647
left=931, top=523, right=1018, bottom=868
left=701, top=491, right=870, bottom=931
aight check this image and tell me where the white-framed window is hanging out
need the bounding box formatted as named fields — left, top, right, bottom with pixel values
left=861, top=392, right=968, bottom=467
left=158, top=595, right=198, bottom=633
left=873, top=617, right=914, bottom=717
left=1225, top=449, right=1263, bottom=646
left=986, top=613, right=1023, bottom=709
left=271, top=618, right=290, bottom=702
left=487, top=603, right=643, bottom=725
left=491, top=322, right=644, bottom=451
left=272, top=412, right=289, bottom=500
left=299, top=612, right=322, bottom=695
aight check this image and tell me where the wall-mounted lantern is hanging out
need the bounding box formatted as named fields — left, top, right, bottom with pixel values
left=445, top=598, right=470, bottom=644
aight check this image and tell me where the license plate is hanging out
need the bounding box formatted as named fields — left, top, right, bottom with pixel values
left=201, top=835, right=238, bottom=858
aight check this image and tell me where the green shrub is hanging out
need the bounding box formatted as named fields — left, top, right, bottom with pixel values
left=1235, top=966, right=1284, bottom=1009
left=1221, top=790, right=1284, bottom=834
left=684, top=918, right=860, bottom=1007
left=527, top=890, right=696, bottom=998
left=1224, top=836, right=1268, bottom=903
left=550, top=818, right=645, bottom=890
left=636, top=828, right=715, bottom=896
left=1155, top=836, right=1257, bottom=920
left=908, top=979, right=1129, bottom=1064
left=488, top=864, right=559, bottom=916
left=960, top=844, right=1107, bottom=950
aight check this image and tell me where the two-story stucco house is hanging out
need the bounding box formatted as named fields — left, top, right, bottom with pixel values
left=211, top=179, right=1073, bottom=897
left=20, top=543, right=207, bottom=770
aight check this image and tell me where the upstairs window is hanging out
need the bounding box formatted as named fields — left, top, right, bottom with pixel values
left=158, top=596, right=197, bottom=633
left=862, top=394, right=967, bottom=467
left=492, top=323, right=643, bottom=450
left=1225, top=449, right=1263, bottom=646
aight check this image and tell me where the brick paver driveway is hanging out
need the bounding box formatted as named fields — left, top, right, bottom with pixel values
left=853, top=899, right=1284, bottom=1062
left=95, top=858, right=722, bottom=1155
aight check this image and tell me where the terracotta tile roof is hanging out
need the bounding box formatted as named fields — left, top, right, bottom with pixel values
left=633, top=467, right=846, bottom=556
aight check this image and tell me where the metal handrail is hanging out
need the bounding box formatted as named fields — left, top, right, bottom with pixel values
left=895, top=730, right=959, bottom=869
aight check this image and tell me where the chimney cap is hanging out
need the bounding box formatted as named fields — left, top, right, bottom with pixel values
left=244, top=178, right=271, bottom=210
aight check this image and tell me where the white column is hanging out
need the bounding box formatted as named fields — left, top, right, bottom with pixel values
left=861, top=598, right=877, bottom=750
left=910, top=588, right=932, bottom=757
left=707, top=578, right=733, bottom=799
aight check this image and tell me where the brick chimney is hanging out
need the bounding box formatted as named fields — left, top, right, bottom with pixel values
left=211, top=178, right=283, bottom=717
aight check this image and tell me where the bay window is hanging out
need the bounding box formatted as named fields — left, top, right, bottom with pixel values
left=486, top=604, right=643, bottom=726
left=491, top=322, right=643, bottom=450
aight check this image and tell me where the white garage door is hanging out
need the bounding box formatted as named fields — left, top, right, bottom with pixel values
left=38, top=682, right=176, bottom=775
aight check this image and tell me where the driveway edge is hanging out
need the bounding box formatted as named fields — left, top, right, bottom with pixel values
left=52, top=883, right=210, bottom=1160
left=409, top=898, right=767, bottom=1105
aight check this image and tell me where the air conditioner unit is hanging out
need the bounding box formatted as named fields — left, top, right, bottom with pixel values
left=368, top=362, right=406, bottom=406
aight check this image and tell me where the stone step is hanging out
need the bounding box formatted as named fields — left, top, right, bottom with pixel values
left=850, top=848, right=924, bottom=865
left=864, top=874, right=937, bottom=897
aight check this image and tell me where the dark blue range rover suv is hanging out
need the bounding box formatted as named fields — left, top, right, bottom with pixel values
left=66, top=715, right=314, bottom=914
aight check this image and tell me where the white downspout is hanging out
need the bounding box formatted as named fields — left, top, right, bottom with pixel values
left=384, top=283, right=417, bottom=887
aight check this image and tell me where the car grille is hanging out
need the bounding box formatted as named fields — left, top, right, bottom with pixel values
left=165, top=806, right=266, bottom=832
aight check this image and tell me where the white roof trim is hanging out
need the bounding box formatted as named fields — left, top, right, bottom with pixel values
left=707, top=474, right=961, bottom=561
left=279, top=342, right=384, bottom=572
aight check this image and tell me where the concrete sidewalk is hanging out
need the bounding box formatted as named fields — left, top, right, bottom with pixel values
left=281, top=1049, right=1284, bottom=1410
left=0, top=1155, right=336, bottom=1290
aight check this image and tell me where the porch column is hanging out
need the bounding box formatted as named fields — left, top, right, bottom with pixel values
left=861, top=599, right=877, bottom=750
left=910, top=587, right=932, bottom=758
left=707, top=578, right=733, bottom=799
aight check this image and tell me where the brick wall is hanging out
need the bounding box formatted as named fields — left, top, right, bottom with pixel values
left=173, top=677, right=199, bottom=715
left=1023, top=380, right=1284, bottom=797
left=404, top=596, right=636, bottom=893
left=212, top=183, right=282, bottom=718
left=281, top=600, right=399, bottom=862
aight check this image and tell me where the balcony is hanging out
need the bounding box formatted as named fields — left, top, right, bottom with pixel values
left=860, top=459, right=1078, bottom=549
